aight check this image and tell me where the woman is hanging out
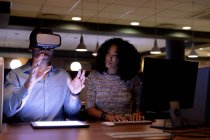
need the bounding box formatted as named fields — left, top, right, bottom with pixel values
left=85, top=38, right=142, bottom=122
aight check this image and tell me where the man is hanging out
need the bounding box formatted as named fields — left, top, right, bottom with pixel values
left=3, top=27, right=85, bottom=122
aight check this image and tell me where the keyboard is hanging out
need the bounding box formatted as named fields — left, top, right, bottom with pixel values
left=102, top=120, right=152, bottom=126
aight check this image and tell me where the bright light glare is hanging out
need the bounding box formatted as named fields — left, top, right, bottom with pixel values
left=70, top=61, right=82, bottom=71
left=10, top=59, right=22, bottom=69
left=182, top=26, right=191, bottom=30
left=34, top=121, right=85, bottom=126
left=150, top=51, right=161, bottom=54
left=72, top=17, right=81, bottom=21
left=130, top=22, right=140, bottom=26
left=188, top=55, right=198, bottom=58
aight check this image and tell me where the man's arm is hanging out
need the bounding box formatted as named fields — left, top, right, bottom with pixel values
left=64, top=88, right=82, bottom=119
left=3, top=71, right=30, bottom=117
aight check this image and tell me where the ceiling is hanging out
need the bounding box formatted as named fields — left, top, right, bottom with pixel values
left=1, top=0, right=210, bottom=57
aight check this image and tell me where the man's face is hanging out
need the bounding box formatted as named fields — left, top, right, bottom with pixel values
left=32, top=47, right=54, bottom=63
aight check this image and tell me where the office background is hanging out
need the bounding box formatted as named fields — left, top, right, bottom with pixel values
left=1, top=0, right=210, bottom=71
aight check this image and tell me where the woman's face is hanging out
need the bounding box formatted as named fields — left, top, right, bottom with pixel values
left=105, top=45, right=119, bottom=71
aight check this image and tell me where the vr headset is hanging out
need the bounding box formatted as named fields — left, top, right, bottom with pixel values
left=33, top=33, right=61, bottom=49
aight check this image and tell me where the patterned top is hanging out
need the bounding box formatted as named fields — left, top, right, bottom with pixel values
left=85, top=71, right=141, bottom=115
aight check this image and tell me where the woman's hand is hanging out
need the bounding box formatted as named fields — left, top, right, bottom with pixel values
left=106, top=114, right=127, bottom=122
left=126, top=112, right=144, bottom=121
left=67, top=70, right=86, bottom=94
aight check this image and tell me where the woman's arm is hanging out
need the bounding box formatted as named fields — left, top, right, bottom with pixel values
left=130, top=75, right=144, bottom=121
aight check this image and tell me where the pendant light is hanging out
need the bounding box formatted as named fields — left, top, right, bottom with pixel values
left=150, top=38, right=161, bottom=54
left=92, top=42, right=99, bottom=56
left=188, top=47, right=198, bottom=58
left=150, top=0, right=161, bottom=55
left=92, top=0, right=100, bottom=56
left=76, top=34, right=87, bottom=52
left=188, top=2, right=198, bottom=58
left=76, top=0, right=87, bottom=52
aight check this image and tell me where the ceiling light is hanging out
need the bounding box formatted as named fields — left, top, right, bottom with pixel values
left=92, top=0, right=100, bottom=56
left=10, top=59, right=22, bottom=69
left=187, top=2, right=198, bottom=59
left=76, top=0, right=87, bottom=52
left=76, top=34, right=87, bottom=52
left=92, top=41, right=99, bottom=56
left=70, top=61, right=82, bottom=71
left=188, top=48, right=198, bottom=58
left=150, top=38, right=161, bottom=54
left=130, top=22, right=140, bottom=26
left=150, top=0, right=161, bottom=55
left=72, top=17, right=81, bottom=21
left=182, top=26, right=191, bottom=30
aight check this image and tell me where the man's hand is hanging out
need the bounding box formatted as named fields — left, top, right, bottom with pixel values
left=24, top=54, right=51, bottom=90
left=67, top=70, right=85, bottom=94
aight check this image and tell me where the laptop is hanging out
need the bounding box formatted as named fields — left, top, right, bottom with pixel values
left=30, top=120, right=89, bottom=129
left=0, top=57, right=4, bottom=133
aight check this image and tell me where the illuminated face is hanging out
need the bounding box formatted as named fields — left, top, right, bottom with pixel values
left=32, top=47, right=54, bottom=64
left=105, top=45, right=119, bottom=73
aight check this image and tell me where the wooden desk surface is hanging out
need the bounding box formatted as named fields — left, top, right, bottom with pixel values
left=0, top=121, right=209, bottom=140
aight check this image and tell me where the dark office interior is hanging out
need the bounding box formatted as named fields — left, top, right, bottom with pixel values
left=1, top=0, right=210, bottom=139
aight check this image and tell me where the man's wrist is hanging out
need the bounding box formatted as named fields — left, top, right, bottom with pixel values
left=69, top=90, right=79, bottom=97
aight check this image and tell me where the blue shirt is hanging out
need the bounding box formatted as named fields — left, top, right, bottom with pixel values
left=3, top=61, right=82, bottom=122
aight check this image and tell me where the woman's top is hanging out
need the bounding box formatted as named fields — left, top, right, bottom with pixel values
left=85, top=71, right=141, bottom=115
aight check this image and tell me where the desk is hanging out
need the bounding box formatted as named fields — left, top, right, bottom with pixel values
left=0, top=122, right=209, bottom=140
